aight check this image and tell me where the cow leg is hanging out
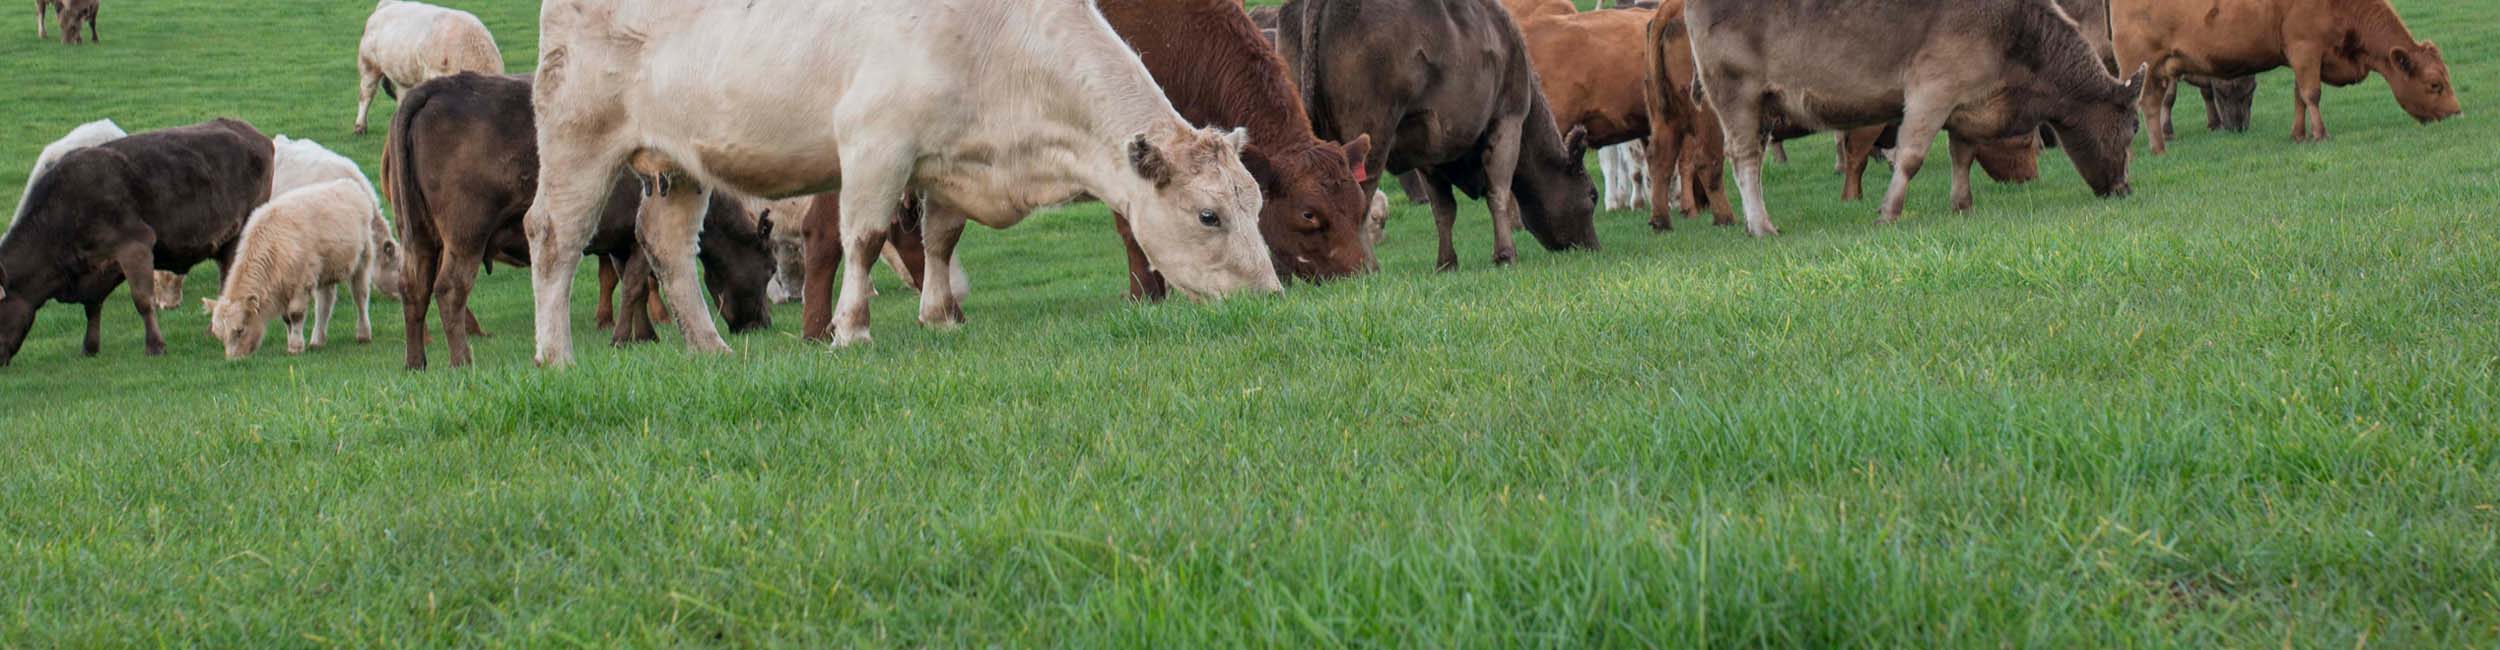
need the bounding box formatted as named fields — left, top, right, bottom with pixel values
left=1840, top=127, right=1880, bottom=202
left=400, top=236, right=440, bottom=369
left=2289, top=53, right=2328, bottom=142
left=354, top=62, right=382, bottom=136
left=612, top=253, right=658, bottom=345
left=632, top=184, right=730, bottom=355
left=111, top=246, right=165, bottom=356
left=918, top=203, right=968, bottom=329
left=350, top=259, right=373, bottom=343
left=594, top=255, right=619, bottom=329
left=37, top=1, right=47, bottom=39
left=284, top=292, right=310, bottom=354
left=2136, top=70, right=2175, bottom=154
left=310, top=285, right=336, bottom=349
left=830, top=161, right=908, bottom=348
left=1112, top=213, right=1167, bottom=301
left=1419, top=171, right=1462, bottom=272
left=81, top=301, right=102, bottom=356
left=522, top=150, right=623, bottom=368
left=1768, top=140, right=1789, bottom=164
left=1480, top=116, right=1526, bottom=266
left=1644, top=129, right=1686, bottom=231
left=1876, top=96, right=1950, bottom=225
left=434, top=244, right=487, bottom=368
left=798, top=195, right=855, bottom=342
left=2160, top=80, right=2180, bottom=139
left=1397, top=171, right=1431, bottom=206
left=1946, top=134, right=1979, bottom=214
left=1709, top=104, right=1777, bottom=236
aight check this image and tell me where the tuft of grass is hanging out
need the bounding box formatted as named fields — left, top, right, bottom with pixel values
left=3, top=0, right=2496, bottom=646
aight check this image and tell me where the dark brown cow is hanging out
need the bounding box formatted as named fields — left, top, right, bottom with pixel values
left=0, top=118, right=273, bottom=366
left=1281, top=0, right=1599, bottom=270
left=2175, top=75, right=2261, bottom=134
left=54, top=0, right=96, bottom=44
left=2116, top=0, right=2458, bottom=153
left=1685, top=0, right=2144, bottom=236
left=1100, top=0, right=1374, bottom=298
left=383, top=73, right=773, bottom=369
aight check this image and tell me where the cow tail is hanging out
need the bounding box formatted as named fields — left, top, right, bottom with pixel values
left=385, top=78, right=433, bottom=277
left=1642, top=15, right=1686, bottom=127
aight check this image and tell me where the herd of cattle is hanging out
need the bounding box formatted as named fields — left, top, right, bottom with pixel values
left=0, top=0, right=2462, bottom=369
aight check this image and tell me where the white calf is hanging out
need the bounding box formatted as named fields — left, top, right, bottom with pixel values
left=204, top=180, right=377, bottom=359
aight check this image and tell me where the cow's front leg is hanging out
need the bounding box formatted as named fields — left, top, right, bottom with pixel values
left=1877, top=94, right=1950, bottom=224
left=1946, top=133, right=1980, bottom=213
left=521, top=145, right=623, bottom=368
left=633, top=181, right=731, bottom=355
left=81, top=301, right=103, bottom=356
left=918, top=202, right=969, bottom=329
left=830, top=165, right=907, bottom=348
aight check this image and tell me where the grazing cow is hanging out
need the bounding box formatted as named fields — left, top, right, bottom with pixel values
left=1281, top=0, right=1601, bottom=270
left=271, top=136, right=402, bottom=302
left=524, top=2, right=1280, bottom=365
left=1836, top=125, right=2042, bottom=205
left=572, top=181, right=776, bottom=346
left=51, top=0, right=93, bottom=44
left=382, top=72, right=777, bottom=369
left=1598, top=141, right=1648, bottom=211
left=2174, top=75, right=2261, bottom=134
left=1685, top=0, right=2144, bottom=237
left=751, top=197, right=812, bottom=305
left=2115, top=0, right=2458, bottom=153
left=355, top=0, right=503, bottom=135
left=1099, top=0, right=1375, bottom=300
left=0, top=118, right=273, bottom=367
left=203, top=180, right=378, bottom=359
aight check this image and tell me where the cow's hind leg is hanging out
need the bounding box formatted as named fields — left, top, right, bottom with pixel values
left=1479, top=116, right=1526, bottom=266
left=434, top=244, right=488, bottom=367
left=111, top=245, right=164, bottom=356
left=1644, top=128, right=1687, bottom=231
left=1877, top=94, right=1951, bottom=224
left=594, top=255, right=619, bottom=329
left=401, top=235, right=440, bottom=369
left=350, top=260, right=373, bottom=343
left=632, top=182, right=731, bottom=355
left=522, top=145, right=624, bottom=367
left=354, top=62, right=382, bottom=136
left=81, top=301, right=102, bottom=356
left=918, top=202, right=969, bottom=329
left=1706, top=99, right=1777, bottom=236
left=1418, top=170, right=1463, bottom=271
left=612, top=253, right=658, bottom=345
left=1947, top=134, right=1980, bottom=213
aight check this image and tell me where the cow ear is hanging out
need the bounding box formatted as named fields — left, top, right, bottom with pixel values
left=1128, top=134, right=1175, bottom=188
left=1340, top=134, right=1372, bottom=183
left=1220, top=127, right=1248, bottom=152
left=2390, top=46, right=2417, bottom=76
left=1563, top=126, right=1589, bottom=160
left=2122, top=64, right=2148, bottom=98
left=200, top=298, right=219, bottom=312
left=1238, top=150, right=1279, bottom=188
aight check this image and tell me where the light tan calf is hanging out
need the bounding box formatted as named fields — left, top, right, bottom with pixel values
left=354, top=0, right=502, bottom=135
left=522, top=1, right=1280, bottom=365
left=272, top=135, right=401, bottom=301
left=204, top=180, right=377, bottom=359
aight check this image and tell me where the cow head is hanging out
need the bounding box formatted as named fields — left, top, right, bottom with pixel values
left=2386, top=42, right=2461, bottom=124
left=0, top=266, right=22, bottom=368
left=150, top=272, right=186, bottom=311
left=1239, top=135, right=1376, bottom=285
left=2199, top=77, right=2258, bottom=133
left=2050, top=64, right=2144, bottom=199
left=1121, top=126, right=1283, bottom=300
left=1515, top=125, right=1601, bottom=252
left=700, top=205, right=776, bottom=334
left=370, top=223, right=405, bottom=303
left=205, top=295, right=272, bottom=360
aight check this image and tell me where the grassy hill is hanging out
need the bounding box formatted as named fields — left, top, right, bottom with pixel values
left=2, top=0, right=2494, bottom=645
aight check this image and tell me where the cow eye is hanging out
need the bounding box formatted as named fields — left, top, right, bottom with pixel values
left=1198, top=209, right=1221, bottom=227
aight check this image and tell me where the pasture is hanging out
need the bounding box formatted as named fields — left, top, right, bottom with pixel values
left=3, top=0, right=2495, bottom=645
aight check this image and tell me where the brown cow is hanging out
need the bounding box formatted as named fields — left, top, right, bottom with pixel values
left=1281, top=0, right=1600, bottom=270
left=795, top=193, right=929, bottom=342
left=2115, top=0, right=2458, bottom=153
left=1638, top=1, right=1728, bottom=230
left=1685, top=0, right=2143, bottom=236
left=2174, top=75, right=2261, bottom=134
left=0, top=118, right=273, bottom=367
left=1519, top=6, right=1654, bottom=155
left=53, top=0, right=94, bottom=44
left=1099, top=0, right=1375, bottom=299
left=383, top=73, right=774, bottom=369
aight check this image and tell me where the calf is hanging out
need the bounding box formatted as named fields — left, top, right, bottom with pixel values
left=355, top=0, right=503, bottom=135
left=523, top=1, right=1279, bottom=365
left=1100, top=0, right=1374, bottom=299
left=271, top=135, right=402, bottom=302
left=203, top=180, right=377, bottom=359
left=2115, top=0, right=2458, bottom=153
left=2167, top=75, right=2261, bottom=135
left=0, top=118, right=273, bottom=367
left=382, top=72, right=776, bottom=369
left=1685, top=0, right=2144, bottom=236
left=1281, top=0, right=1600, bottom=270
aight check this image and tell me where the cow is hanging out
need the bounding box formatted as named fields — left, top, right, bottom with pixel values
left=51, top=0, right=93, bottom=44
left=152, top=134, right=405, bottom=312
left=355, top=0, right=504, bottom=135
left=0, top=118, right=274, bottom=367
left=1638, top=2, right=1736, bottom=230
left=2176, top=75, right=2261, bottom=134
left=1598, top=141, right=1648, bottom=211
left=202, top=180, right=378, bottom=359
left=1280, top=0, right=1600, bottom=270
left=2115, top=0, right=2458, bottom=153
left=1684, top=0, right=2145, bottom=237
left=382, top=72, right=777, bottom=369
left=522, top=2, right=1281, bottom=366
left=1836, top=126, right=2042, bottom=206
left=1099, top=0, right=1375, bottom=300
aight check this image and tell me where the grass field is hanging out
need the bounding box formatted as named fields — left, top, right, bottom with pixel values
left=4, top=0, right=2496, bottom=646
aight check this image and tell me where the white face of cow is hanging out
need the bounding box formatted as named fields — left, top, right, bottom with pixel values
left=204, top=296, right=269, bottom=360
left=1122, top=127, right=1283, bottom=300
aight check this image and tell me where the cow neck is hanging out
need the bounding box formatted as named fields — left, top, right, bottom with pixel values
left=2337, top=0, right=2418, bottom=69
left=2023, top=3, right=2122, bottom=105
left=1141, top=5, right=1321, bottom=158
left=1056, top=12, right=1195, bottom=217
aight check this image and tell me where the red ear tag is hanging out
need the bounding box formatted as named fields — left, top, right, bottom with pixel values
left=1353, top=166, right=1369, bottom=183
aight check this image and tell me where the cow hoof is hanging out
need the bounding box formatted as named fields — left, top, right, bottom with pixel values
left=535, top=349, right=576, bottom=369
left=356, top=334, right=372, bottom=344
left=1747, top=223, right=1781, bottom=238
left=1648, top=218, right=1672, bottom=233
left=1435, top=258, right=1458, bottom=273
left=831, top=330, right=872, bottom=349
left=1491, top=251, right=1517, bottom=267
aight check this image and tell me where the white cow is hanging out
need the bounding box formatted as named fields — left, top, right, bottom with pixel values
left=1596, top=141, right=1649, bottom=211
left=270, top=136, right=400, bottom=301
left=523, top=1, right=1282, bottom=366
left=355, top=0, right=503, bottom=135
left=11, top=119, right=124, bottom=222
left=203, top=180, right=379, bottom=359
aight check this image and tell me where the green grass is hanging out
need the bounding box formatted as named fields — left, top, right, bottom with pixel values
left=4, top=0, right=2497, bottom=646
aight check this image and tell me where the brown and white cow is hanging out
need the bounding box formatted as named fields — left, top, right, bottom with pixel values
left=523, top=1, right=1280, bottom=365
left=355, top=0, right=503, bottom=135
left=2116, top=0, right=2457, bottom=153
left=1685, top=0, right=2144, bottom=236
